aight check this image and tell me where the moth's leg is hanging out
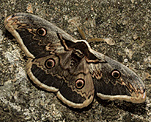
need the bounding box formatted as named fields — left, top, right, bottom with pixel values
left=87, top=38, right=104, bottom=43
left=77, top=26, right=104, bottom=43
left=77, top=26, right=87, bottom=40
left=77, top=27, right=115, bottom=45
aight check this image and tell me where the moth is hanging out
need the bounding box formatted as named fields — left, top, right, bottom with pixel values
left=4, top=13, right=146, bottom=109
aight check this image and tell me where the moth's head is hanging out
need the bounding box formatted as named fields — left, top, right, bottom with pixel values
left=96, top=56, right=146, bottom=103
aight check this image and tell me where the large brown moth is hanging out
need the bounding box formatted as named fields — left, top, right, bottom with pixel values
left=4, top=13, right=146, bottom=109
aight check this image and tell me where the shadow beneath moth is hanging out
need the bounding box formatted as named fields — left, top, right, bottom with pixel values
left=4, top=13, right=146, bottom=109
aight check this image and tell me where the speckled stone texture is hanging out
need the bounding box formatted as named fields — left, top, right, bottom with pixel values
left=0, top=0, right=151, bottom=122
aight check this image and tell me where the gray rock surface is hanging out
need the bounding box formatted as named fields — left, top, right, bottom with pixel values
left=0, top=0, right=151, bottom=121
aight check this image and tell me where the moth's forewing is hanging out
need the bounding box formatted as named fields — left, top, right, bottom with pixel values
left=90, top=56, right=146, bottom=103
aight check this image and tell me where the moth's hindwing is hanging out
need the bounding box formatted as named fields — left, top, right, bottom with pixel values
left=26, top=51, right=94, bottom=108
